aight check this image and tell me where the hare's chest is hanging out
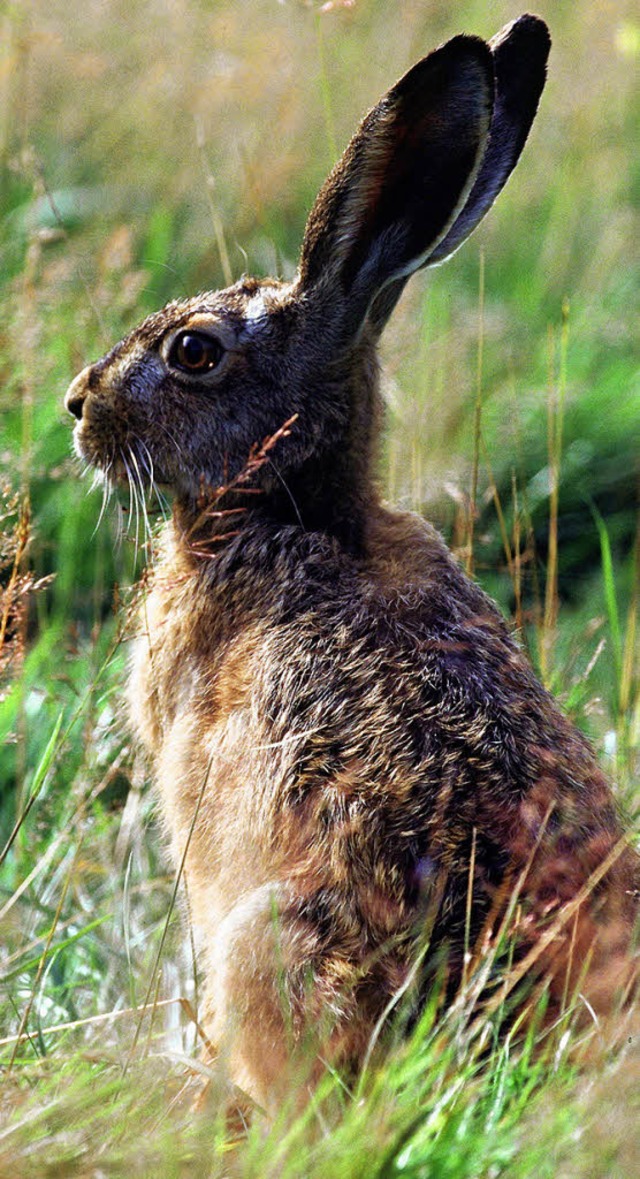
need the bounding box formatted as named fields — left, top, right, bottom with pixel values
left=127, top=583, right=201, bottom=754
left=128, top=585, right=274, bottom=801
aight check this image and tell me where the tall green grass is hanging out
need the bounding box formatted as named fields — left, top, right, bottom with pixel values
left=1, top=0, right=638, bottom=1173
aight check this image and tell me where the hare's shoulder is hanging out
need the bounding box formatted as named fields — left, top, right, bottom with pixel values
left=132, top=505, right=545, bottom=746
left=248, top=507, right=536, bottom=744
left=144, top=505, right=522, bottom=699
left=364, top=505, right=499, bottom=613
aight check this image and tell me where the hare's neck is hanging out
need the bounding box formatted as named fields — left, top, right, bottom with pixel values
left=262, top=348, right=384, bottom=550
left=173, top=464, right=376, bottom=556
left=175, top=358, right=383, bottom=555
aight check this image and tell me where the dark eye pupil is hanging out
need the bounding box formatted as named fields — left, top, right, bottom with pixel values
left=182, top=334, right=205, bottom=366
left=171, top=331, right=222, bottom=372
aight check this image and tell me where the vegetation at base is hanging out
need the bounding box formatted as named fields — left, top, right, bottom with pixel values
left=0, top=0, right=638, bottom=1174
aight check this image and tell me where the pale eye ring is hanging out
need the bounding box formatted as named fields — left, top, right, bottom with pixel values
left=168, top=331, right=224, bottom=373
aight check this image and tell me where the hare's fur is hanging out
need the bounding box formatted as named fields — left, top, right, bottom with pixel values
left=66, top=16, right=638, bottom=1111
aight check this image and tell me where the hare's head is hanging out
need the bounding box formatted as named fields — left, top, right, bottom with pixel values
left=66, top=15, right=549, bottom=542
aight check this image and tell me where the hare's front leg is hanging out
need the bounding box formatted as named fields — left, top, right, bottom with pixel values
left=201, top=882, right=377, bottom=1114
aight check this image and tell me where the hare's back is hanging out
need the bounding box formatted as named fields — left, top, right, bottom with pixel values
left=240, top=507, right=589, bottom=831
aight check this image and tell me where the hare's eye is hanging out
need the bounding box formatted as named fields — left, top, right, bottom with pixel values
left=169, top=331, right=223, bottom=373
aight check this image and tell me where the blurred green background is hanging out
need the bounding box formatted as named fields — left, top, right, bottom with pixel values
left=1, top=0, right=638, bottom=823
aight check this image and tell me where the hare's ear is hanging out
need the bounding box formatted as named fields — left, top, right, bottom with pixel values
left=425, top=15, right=551, bottom=268
left=297, top=34, right=495, bottom=340
left=369, top=15, right=550, bottom=331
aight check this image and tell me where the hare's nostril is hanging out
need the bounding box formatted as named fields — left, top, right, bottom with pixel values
left=66, top=392, right=86, bottom=420
left=65, top=366, right=92, bottom=420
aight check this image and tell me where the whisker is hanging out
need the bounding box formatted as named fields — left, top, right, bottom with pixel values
left=92, top=466, right=113, bottom=537
left=137, top=439, right=166, bottom=517
left=89, top=470, right=103, bottom=495
left=153, top=484, right=170, bottom=520
left=136, top=441, right=153, bottom=483
left=113, top=492, right=125, bottom=548
left=121, top=452, right=141, bottom=560
left=155, top=420, right=186, bottom=470
left=128, top=445, right=154, bottom=554
left=138, top=439, right=170, bottom=523
left=267, top=458, right=305, bottom=531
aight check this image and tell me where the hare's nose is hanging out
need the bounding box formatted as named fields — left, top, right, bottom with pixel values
left=65, top=366, right=91, bottom=420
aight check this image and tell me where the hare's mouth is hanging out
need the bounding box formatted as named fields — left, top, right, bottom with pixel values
left=74, top=426, right=159, bottom=489
left=75, top=426, right=171, bottom=528
left=106, top=447, right=168, bottom=500
left=85, top=448, right=170, bottom=540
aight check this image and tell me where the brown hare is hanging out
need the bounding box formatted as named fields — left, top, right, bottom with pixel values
left=65, top=15, right=638, bottom=1113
